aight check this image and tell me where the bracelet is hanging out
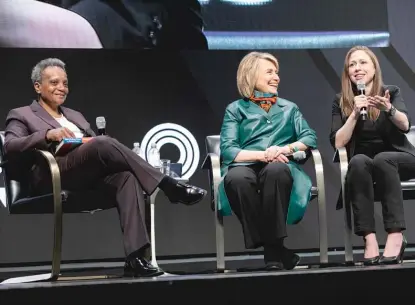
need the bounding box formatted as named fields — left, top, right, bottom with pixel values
left=288, top=144, right=298, bottom=153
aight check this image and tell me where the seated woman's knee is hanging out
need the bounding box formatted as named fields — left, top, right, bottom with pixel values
left=224, top=166, right=254, bottom=186
left=373, top=152, right=396, bottom=168
left=82, top=136, right=117, bottom=156
left=263, top=162, right=291, bottom=178
left=90, top=135, right=115, bottom=147
left=349, top=154, right=372, bottom=170
left=115, top=171, right=135, bottom=183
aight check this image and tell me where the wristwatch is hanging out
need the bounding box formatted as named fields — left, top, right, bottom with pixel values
left=388, top=105, right=397, bottom=117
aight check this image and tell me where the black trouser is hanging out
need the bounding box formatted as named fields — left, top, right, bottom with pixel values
left=347, top=152, right=415, bottom=235
left=224, top=162, right=293, bottom=249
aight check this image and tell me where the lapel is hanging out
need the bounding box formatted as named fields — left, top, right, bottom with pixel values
left=243, top=99, right=282, bottom=120
left=30, top=101, right=90, bottom=134
left=30, top=100, right=61, bottom=129
left=60, top=106, right=89, bottom=132
left=267, top=101, right=283, bottom=118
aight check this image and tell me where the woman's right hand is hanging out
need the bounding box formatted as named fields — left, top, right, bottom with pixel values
left=46, top=127, right=76, bottom=142
left=264, top=146, right=279, bottom=162
left=353, top=95, right=369, bottom=116
left=263, top=146, right=289, bottom=163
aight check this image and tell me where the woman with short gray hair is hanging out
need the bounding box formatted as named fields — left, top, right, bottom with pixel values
left=4, top=57, right=207, bottom=278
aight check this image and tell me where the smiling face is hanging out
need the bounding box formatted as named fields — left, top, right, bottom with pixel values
left=347, top=50, right=375, bottom=88
left=254, top=58, right=280, bottom=94
left=34, top=66, right=68, bottom=107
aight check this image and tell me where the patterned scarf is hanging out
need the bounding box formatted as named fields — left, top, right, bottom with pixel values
left=249, top=90, right=277, bottom=112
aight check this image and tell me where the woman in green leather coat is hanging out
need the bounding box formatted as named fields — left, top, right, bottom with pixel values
left=220, top=52, right=317, bottom=270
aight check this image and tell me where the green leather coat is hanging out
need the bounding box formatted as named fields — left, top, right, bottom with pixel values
left=219, top=96, right=317, bottom=224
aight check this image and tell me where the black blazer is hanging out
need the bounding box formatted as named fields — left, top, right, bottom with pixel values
left=330, top=85, right=415, bottom=209
left=330, top=85, right=415, bottom=159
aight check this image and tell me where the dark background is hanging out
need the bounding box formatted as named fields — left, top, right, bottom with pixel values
left=201, top=0, right=389, bottom=32
left=0, top=0, right=414, bottom=264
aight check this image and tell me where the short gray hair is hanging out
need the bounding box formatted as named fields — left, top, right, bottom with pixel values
left=31, top=58, right=66, bottom=84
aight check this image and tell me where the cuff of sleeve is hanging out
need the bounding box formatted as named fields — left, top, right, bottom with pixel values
left=42, top=129, right=53, bottom=148
left=222, top=147, right=242, bottom=164
left=297, top=138, right=317, bottom=149
left=397, top=113, right=411, bottom=134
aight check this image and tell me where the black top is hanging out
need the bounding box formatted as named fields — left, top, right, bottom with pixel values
left=354, top=118, right=389, bottom=158
left=48, top=0, right=208, bottom=49
left=330, top=85, right=414, bottom=159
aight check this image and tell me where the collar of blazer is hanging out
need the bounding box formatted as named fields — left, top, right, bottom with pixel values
left=242, top=97, right=284, bottom=119
left=29, top=100, right=89, bottom=133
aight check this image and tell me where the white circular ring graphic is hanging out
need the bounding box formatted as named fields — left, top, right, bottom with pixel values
left=156, top=137, right=187, bottom=166
left=140, top=123, right=200, bottom=180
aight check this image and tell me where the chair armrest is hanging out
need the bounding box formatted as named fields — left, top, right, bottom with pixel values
left=401, top=180, right=415, bottom=191
left=201, top=153, right=221, bottom=180
left=309, top=148, right=329, bottom=264
left=34, top=149, right=63, bottom=279
left=310, top=149, right=324, bottom=185
left=35, top=149, right=62, bottom=197
left=201, top=153, right=221, bottom=211
left=336, top=147, right=349, bottom=181
left=309, top=149, right=326, bottom=200
left=332, top=147, right=348, bottom=163
left=334, top=149, right=353, bottom=262
left=202, top=153, right=218, bottom=170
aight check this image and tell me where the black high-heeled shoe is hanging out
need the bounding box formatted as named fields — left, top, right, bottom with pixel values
left=362, top=256, right=380, bottom=266
left=379, top=235, right=407, bottom=265
left=362, top=237, right=380, bottom=266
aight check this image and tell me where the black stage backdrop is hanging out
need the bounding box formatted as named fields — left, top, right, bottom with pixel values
left=201, top=0, right=388, bottom=32
left=1, top=46, right=415, bottom=264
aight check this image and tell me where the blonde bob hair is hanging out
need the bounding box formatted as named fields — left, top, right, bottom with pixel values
left=340, top=46, right=384, bottom=120
left=236, top=52, right=279, bottom=98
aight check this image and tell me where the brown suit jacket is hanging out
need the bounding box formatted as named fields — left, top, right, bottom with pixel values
left=4, top=100, right=96, bottom=181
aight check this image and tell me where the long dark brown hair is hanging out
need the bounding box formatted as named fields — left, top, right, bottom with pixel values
left=340, top=46, right=384, bottom=120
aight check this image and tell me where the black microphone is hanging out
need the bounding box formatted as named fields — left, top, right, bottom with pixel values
left=96, top=116, right=106, bottom=135
left=356, top=80, right=367, bottom=121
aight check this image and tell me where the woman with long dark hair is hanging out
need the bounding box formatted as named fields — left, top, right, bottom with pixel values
left=330, top=46, right=415, bottom=265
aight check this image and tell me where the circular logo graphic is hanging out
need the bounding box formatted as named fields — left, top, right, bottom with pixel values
left=140, top=123, right=200, bottom=180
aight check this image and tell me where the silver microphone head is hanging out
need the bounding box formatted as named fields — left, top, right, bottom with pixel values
left=293, top=151, right=306, bottom=161
left=356, top=80, right=365, bottom=92
left=96, top=116, right=106, bottom=129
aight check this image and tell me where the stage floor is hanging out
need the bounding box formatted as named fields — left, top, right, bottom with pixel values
left=1, top=257, right=414, bottom=304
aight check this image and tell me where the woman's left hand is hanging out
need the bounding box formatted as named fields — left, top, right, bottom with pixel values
left=368, top=90, right=391, bottom=112
left=265, top=145, right=290, bottom=163
left=274, top=145, right=291, bottom=156
left=271, top=145, right=291, bottom=163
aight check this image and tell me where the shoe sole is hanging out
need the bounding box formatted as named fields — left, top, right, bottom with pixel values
left=124, top=270, right=164, bottom=278
left=172, top=190, right=207, bottom=205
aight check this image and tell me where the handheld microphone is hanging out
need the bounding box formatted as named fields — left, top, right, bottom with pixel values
left=356, top=80, right=367, bottom=121
left=287, top=150, right=307, bottom=162
left=293, top=150, right=307, bottom=161
left=96, top=116, right=106, bottom=135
